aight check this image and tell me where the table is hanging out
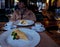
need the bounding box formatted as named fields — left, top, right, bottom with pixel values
left=0, top=22, right=60, bottom=47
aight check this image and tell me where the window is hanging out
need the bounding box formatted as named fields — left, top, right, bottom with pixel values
left=0, top=0, right=5, bottom=9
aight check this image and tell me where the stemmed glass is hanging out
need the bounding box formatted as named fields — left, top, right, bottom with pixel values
left=36, top=2, right=42, bottom=12
left=57, top=18, right=60, bottom=33
left=55, top=9, right=60, bottom=33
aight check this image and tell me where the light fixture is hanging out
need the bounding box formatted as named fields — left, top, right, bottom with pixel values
left=46, top=0, right=49, bottom=3
left=15, top=0, right=19, bottom=2
left=14, top=0, right=19, bottom=5
left=51, top=0, right=54, bottom=6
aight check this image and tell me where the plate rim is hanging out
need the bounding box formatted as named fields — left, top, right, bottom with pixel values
left=15, top=20, right=35, bottom=26
left=0, top=28, right=40, bottom=47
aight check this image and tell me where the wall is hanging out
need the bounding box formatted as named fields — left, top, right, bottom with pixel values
left=57, top=0, right=60, bottom=7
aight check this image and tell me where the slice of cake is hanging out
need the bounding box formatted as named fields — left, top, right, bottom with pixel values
left=20, top=20, right=27, bottom=24
left=11, top=29, right=28, bottom=40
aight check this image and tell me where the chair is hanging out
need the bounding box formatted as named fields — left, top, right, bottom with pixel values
left=0, top=9, right=9, bottom=22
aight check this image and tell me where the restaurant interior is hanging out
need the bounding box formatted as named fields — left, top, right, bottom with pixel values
left=0, top=0, right=60, bottom=47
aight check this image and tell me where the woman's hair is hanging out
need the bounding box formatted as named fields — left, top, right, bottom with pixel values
left=19, top=0, right=27, bottom=6
left=15, top=0, right=27, bottom=10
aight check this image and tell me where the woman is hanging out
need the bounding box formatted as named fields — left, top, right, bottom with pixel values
left=10, top=0, right=36, bottom=22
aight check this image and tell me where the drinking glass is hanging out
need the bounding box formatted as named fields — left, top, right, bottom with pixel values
left=55, top=9, right=60, bottom=33
left=57, top=20, right=60, bottom=33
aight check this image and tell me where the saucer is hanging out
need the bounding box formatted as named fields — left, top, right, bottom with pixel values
left=3, top=25, right=16, bottom=31
left=3, top=26, right=12, bottom=31
left=31, top=26, right=45, bottom=32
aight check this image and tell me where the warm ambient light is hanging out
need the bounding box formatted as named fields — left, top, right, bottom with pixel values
left=15, top=0, right=19, bottom=2
left=51, top=0, right=54, bottom=3
left=51, top=0, right=54, bottom=6
left=46, top=0, right=49, bottom=3
left=14, top=0, right=19, bottom=5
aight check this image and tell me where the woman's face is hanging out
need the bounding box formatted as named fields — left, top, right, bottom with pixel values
left=18, top=2, right=25, bottom=9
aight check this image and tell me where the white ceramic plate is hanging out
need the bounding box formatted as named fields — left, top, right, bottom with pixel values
left=0, top=28, right=40, bottom=47
left=15, top=20, right=34, bottom=26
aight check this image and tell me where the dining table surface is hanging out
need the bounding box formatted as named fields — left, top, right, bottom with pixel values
left=0, top=22, right=60, bottom=47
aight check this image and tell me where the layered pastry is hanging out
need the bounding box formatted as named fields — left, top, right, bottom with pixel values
left=20, top=20, right=27, bottom=24
left=11, top=29, right=28, bottom=40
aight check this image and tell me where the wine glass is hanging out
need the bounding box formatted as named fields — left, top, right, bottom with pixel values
left=55, top=9, right=60, bottom=33
left=36, top=2, right=42, bottom=12
left=57, top=20, right=60, bottom=33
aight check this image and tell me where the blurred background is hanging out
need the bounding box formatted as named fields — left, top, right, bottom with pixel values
left=0, top=0, right=60, bottom=24
left=0, top=0, right=60, bottom=45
